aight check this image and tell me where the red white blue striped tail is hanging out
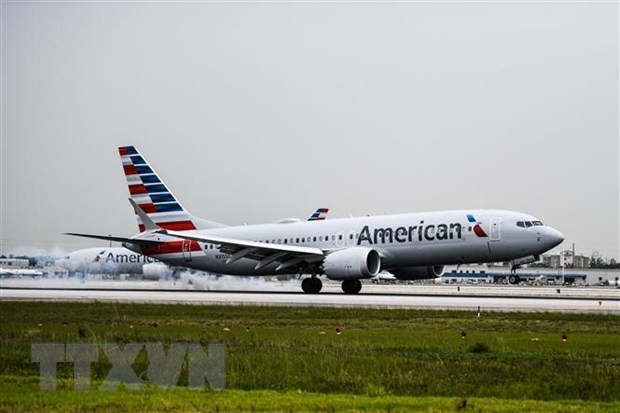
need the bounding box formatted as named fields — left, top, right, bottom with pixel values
left=307, top=208, right=329, bottom=221
left=118, top=146, right=224, bottom=232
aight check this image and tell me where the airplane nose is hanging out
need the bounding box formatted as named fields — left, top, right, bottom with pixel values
left=544, top=227, right=564, bottom=249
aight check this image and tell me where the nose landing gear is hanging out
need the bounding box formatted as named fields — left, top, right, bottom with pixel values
left=508, top=274, right=521, bottom=285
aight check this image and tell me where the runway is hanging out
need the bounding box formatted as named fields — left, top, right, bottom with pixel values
left=1, top=278, right=619, bottom=313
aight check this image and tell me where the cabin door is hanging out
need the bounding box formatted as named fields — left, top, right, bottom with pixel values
left=182, top=240, right=192, bottom=261
left=490, top=217, right=502, bottom=241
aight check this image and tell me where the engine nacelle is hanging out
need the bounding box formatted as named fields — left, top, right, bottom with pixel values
left=142, top=263, right=170, bottom=280
left=323, top=247, right=381, bottom=280
left=389, top=265, right=444, bottom=281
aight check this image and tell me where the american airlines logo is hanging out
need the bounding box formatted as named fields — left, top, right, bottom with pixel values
left=103, top=252, right=157, bottom=264
left=467, top=214, right=488, bottom=238
left=358, top=221, right=464, bottom=245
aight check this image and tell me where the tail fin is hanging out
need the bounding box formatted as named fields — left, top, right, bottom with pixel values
left=118, top=145, right=225, bottom=232
left=307, top=208, right=329, bottom=221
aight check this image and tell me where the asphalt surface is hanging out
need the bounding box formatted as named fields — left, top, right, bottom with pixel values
left=1, top=278, right=618, bottom=313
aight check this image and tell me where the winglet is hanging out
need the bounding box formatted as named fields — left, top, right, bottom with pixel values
left=129, top=198, right=160, bottom=231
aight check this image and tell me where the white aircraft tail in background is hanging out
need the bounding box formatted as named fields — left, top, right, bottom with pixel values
left=307, top=208, right=329, bottom=221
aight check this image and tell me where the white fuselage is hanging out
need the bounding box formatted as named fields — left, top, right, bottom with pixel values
left=56, top=248, right=160, bottom=275
left=127, top=209, right=563, bottom=276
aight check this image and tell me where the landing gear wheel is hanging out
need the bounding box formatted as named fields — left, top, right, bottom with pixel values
left=508, top=275, right=520, bottom=285
left=301, top=277, right=322, bottom=294
left=341, top=279, right=362, bottom=294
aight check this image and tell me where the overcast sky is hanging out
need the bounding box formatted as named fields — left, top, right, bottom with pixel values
left=1, top=1, right=618, bottom=259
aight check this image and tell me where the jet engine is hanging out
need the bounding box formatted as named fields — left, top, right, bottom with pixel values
left=323, top=247, right=381, bottom=280
left=389, top=265, right=444, bottom=280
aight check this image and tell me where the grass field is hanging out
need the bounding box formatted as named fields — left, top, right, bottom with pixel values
left=1, top=301, right=619, bottom=411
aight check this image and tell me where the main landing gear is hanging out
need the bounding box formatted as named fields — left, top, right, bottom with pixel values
left=341, top=279, right=362, bottom=295
left=300, top=277, right=363, bottom=294
left=508, top=265, right=521, bottom=285
left=301, top=277, right=322, bottom=294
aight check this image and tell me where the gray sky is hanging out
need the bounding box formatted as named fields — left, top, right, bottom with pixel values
left=1, top=1, right=618, bottom=259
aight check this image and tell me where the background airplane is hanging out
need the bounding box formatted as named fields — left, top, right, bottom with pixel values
left=55, top=248, right=170, bottom=279
left=0, top=268, right=44, bottom=277
left=371, top=272, right=397, bottom=283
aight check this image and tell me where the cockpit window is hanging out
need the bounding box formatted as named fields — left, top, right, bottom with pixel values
left=517, top=220, right=543, bottom=228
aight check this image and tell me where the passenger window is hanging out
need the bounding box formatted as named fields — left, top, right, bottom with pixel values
left=332, top=235, right=335, bottom=241
left=284, top=239, right=288, bottom=244
left=296, top=238, right=299, bottom=243
left=349, top=234, right=353, bottom=239
left=338, top=235, right=343, bottom=240
left=319, top=236, right=323, bottom=242
left=313, top=237, right=317, bottom=242
left=302, top=238, right=305, bottom=242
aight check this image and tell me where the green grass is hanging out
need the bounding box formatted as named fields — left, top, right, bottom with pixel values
left=1, top=302, right=619, bottom=411
left=2, top=387, right=620, bottom=412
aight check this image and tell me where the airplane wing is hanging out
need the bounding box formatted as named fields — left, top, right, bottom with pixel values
left=157, top=229, right=325, bottom=272
left=64, top=233, right=162, bottom=245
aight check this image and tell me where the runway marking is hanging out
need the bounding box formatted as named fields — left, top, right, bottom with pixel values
left=1, top=287, right=619, bottom=314
left=1, top=285, right=619, bottom=301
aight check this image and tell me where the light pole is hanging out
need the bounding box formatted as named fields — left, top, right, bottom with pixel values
left=561, top=252, right=565, bottom=285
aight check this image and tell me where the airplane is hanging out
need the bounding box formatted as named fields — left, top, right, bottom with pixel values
left=67, top=145, right=564, bottom=294
left=0, top=258, right=44, bottom=277
left=370, top=272, right=397, bottom=284
left=0, top=268, right=44, bottom=277
left=55, top=248, right=170, bottom=279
